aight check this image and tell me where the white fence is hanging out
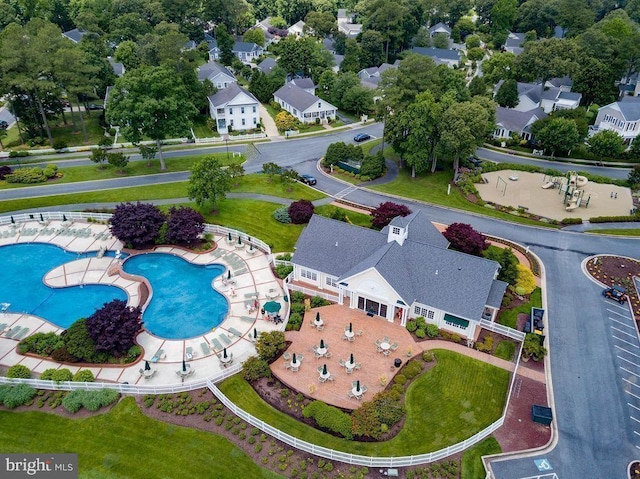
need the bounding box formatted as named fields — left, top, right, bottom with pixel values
left=285, top=281, right=340, bottom=303
left=195, top=133, right=266, bottom=144
left=479, top=319, right=526, bottom=341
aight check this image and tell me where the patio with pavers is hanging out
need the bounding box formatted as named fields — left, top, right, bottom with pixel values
left=274, top=304, right=416, bottom=410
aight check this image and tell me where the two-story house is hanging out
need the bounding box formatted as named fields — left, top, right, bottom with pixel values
left=197, top=61, right=236, bottom=89
left=208, top=83, right=260, bottom=134
left=411, top=47, right=461, bottom=68
left=593, top=96, right=640, bottom=146
left=337, top=9, right=362, bottom=37
left=273, top=83, right=337, bottom=124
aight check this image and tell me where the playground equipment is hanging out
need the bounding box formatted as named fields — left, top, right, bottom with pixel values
left=541, top=175, right=562, bottom=189
left=563, top=171, right=590, bottom=211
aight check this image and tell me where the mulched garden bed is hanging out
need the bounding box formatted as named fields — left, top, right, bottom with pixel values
left=585, top=255, right=640, bottom=319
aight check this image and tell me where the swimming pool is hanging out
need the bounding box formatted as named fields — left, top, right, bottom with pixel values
left=0, top=243, right=127, bottom=328
left=122, top=253, right=227, bottom=339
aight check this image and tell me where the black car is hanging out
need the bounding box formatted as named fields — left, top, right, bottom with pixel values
left=300, top=174, right=317, bottom=185
left=87, top=103, right=104, bottom=110
left=0, top=120, right=8, bottom=130
left=466, top=156, right=483, bottom=167
left=354, top=133, right=371, bottom=142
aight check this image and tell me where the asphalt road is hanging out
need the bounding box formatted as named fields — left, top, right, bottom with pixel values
left=2, top=124, right=640, bottom=477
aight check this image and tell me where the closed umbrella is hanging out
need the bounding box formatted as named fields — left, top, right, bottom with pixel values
left=320, top=339, right=325, bottom=349
left=182, top=359, right=187, bottom=372
left=292, top=353, right=297, bottom=364
left=253, top=328, right=258, bottom=339
left=350, top=353, right=354, bottom=365
left=237, top=236, right=242, bottom=245
left=144, top=360, right=151, bottom=371
left=356, top=380, right=361, bottom=393
left=228, top=231, right=232, bottom=241
left=349, top=322, right=353, bottom=333
left=63, top=214, right=67, bottom=222
left=249, top=243, right=254, bottom=252
left=315, top=312, right=320, bottom=322
left=322, top=364, right=328, bottom=376
left=227, top=270, right=232, bottom=280
left=10, top=216, right=15, bottom=224
left=39, top=213, right=44, bottom=222
left=223, top=348, right=228, bottom=359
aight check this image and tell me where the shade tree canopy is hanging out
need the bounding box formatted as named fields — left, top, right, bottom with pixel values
left=165, top=206, right=205, bottom=245
left=187, top=156, right=232, bottom=211
left=109, top=201, right=166, bottom=248
left=86, top=300, right=142, bottom=355
left=371, top=202, right=412, bottom=230
left=443, top=222, right=489, bottom=257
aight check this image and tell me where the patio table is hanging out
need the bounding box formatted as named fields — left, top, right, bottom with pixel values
left=344, top=330, right=355, bottom=340
left=380, top=342, right=390, bottom=351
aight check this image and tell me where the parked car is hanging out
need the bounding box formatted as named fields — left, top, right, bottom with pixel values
left=299, top=174, right=317, bottom=185
left=87, top=103, right=104, bottom=110
left=354, top=133, right=371, bottom=142
left=466, top=156, right=483, bottom=167
left=0, top=120, right=8, bottom=130
left=603, top=286, right=628, bottom=304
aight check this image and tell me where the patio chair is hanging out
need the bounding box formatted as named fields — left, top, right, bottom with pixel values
left=314, top=352, right=322, bottom=359
left=15, top=327, right=30, bottom=340
left=376, top=346, right=383, bottom=353
left=342, top=334, right=348, bottom=340
left=240, top=316, right=255, bottom=323
left=228, top=327, right=243, bottom=337
left=151, top=349, right=165, bottom=362
left=327, top=375, right=334, bottom=382
left=324, top=351, right=332, bottom=358
left=317, top=366, right=324, bottom=373
left=139, top=368, right=144, bottom=375
left=283, top=351, right=291, bottom=361
left=201, top=342, right=211, bottom=355
left=316, top=324, right=324, bottom=331
left=338, top=359, right=345, bottom=366
left=390, top=342, right=398, bottom=351
left=356, top=330, right=364, bottom=336
left=348, top=336, right=355, bottom=342
left=297, top=354, right=304, bottom=362
left=354, top=363, right=362, bottom=370
left=211, top=337, right=223, bottom=351
left=185, top=347, right=196, bottom=360
left=5, top=327, right=20, bottom=338
left=383, top=349, right=391, bottom=356
left=361, top=385, right=368, bottom=393
left=284, top=362, right=291, bottom=370
left=346, top=368, right=353, bottom=374
left=375, top=339, right=382, bottom=346
left=292, top=365, right=299, bottom=372
left=318, top=375, right=327, bottom=383
left=348, top=391, right=355, bottom=398
left=383, top=336, right=390, bottom=343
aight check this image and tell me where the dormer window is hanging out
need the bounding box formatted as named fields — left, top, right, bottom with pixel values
left=392, top=227, right=400, bottom=235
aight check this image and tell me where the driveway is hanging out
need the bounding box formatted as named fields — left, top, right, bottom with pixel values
left=259, top=103, right=280, bottom=138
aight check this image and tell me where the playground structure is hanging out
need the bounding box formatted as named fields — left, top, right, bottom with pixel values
left=541, top=172, right=591, bottom=211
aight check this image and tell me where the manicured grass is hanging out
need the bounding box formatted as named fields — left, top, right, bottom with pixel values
left=232, top=175, right=326, bottom=201
left=0, top=397, right=282, bottom=479
left=587, top=229, right=640, bottom=237
left=5, top=113, right=105, bottom=150
left=314, top=204, right=372, bottom=228
left=369, top=168, right=555, bottom=227
left=219, top=349, right=510, bottom=456
left=264, top=103, right=280, bottom=123
left=0, top=154, right=241, bottom=190
left=191, top=115, right=219, bottom=138
left=460, top=437, right=501, bottom=479
left=497, top=287, right=542, bottom=329
left=494, top=340, right=516, bottom=361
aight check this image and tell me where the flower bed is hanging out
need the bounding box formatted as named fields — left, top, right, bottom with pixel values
left=586, top=255, right=640, bottom=320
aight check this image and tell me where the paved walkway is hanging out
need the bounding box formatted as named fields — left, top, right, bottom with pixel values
left=0, top=220, right=286, bottom=385
left=259, top=103, right=280, bottom=138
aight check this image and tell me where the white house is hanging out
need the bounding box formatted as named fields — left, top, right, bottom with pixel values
left=593, top=96, right=640, bottom=146
left=289, top=78, right=315, bottom=95
left=208, top=83, right=260, bottom=134
left=429, top=22, right=451, bottom=38
left=337, top=9, right=362, bottom=37
left=197, top=61, right=236, bottom=89
left=273, top=83, right=337, bottom=124
left=288, top=20, right=306, bottom=37
left=498, top=79, right=582, bottom=114
left=411, top=47, right=461, bottom=68
left=290, top=213, right=507, bottom=339
left=206, top=36, right=264, bottom=63
left=493, top=107, right=547, bottom=141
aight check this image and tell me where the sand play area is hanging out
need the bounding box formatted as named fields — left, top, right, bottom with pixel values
left=475, top=170, right=633, bottom=221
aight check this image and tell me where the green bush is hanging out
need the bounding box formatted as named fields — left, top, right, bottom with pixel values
left=415, top=328, right=426, bottom=339
left=73, top=370, right=95, bottom=382
left=18, top=332, right=64, bottom=356
left=62, top=390, right=85, bottom=413
left=286, top=313, right=303, bottom=331
left=590, top=214, right=640, bottom=223
left=40, top=369, right=57, bottom=381
left=43, top=164, right=58, bottom=179
left=290, top=303, right=305, bottom=316
left=560, top=217, right=583, bottom=225
left=3, top=384, right=36, bottom=409
left=273, top=207, right=291, bottom=223
left=125, top=345, right=142, bottom=363
left=275, top=264, right=293, bottom=279
left=8, top=151, right=29, bottom=157
left=406, top=320, right=417, bottom=332
left=6, top=167, right=47, bottom=184
left=422, top=350, right=434, bottom=362
left=310, top=296, right=330, bottom=307
left=302, top=400, right=352, bottom=439
left=415, top=316, right=426, bottom=329
left=426, top=324, right=439, bottom=338
left=6, top=364, right=31, bottom=378
left=393, top=374, right=407, bottom=386
left=242, top=356, right=272, bottom=381
left=52, top=369, right=73, bottom=383
left=290, top=291, right=305, bottom=303
left=53, top=140, right=67, bottom=150
left=255, top=331, right=286, bottom=362
left=403, top=360, right=423, bottom=379
left=62, top=389, right=119, bottom=413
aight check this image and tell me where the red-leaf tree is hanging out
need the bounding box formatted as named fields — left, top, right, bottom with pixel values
left=85, top=300, right=142, bottom=355
left=288, top=199, right=315, bottom=224
left=371, top=202, right=412, bottom=229
left=443, top=222, right=489, bottom=256
left=165, top=206, right=205, bottom=245
left=109, top=202, right=166, bottom=248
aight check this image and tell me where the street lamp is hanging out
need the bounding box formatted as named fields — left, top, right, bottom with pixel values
left=223, top=134, right=229, bottom=160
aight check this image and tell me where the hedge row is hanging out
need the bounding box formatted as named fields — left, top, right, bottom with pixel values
left=589, top=215, right=640, bottom=223
left=0, top=384, right=36, bottom=408
left=302, top=400, right=353, bottom=439
left=61, top=389, right=120, bottom=413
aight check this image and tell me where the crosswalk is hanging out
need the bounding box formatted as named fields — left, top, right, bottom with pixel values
left=334, top=186, right=358, bottom=199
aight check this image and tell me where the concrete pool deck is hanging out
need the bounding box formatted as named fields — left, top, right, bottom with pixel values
left=0, top=220, right=285, bottom=385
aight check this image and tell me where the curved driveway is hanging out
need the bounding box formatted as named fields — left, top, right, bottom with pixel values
left=2, top=126, right=640, bottom=478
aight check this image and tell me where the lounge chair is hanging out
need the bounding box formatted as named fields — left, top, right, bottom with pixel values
left=244, top=292, right=258, bottom=299
left=211, top=338, right=223, bottom=351
left=228, top=327, right=242, bottom=337
left=220, top=334, right=231, bottom=345
left=375, top=339, right=382, bottom=346
left=200, top=342, right=211, bottom=355
left=240, top=316, right=255, bottom=323
left=185, top=347, right=196, bottom=360
left=5, top=327, right=21, bottom=338
left=354, top=363, right=362, bottom=370
left=151, top=349, right=165, bottom=362
left=14, top=327, right=29, bottom=340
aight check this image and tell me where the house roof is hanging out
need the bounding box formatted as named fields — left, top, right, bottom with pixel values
left=63, top=28, right=86, bottom=43
left=495, top=106, right=546, bottom=132
left=381, top=210, right=450, bottom=249
left=293, top=215, right=501, bottom=320
left=429, top=22, right=451, bottom=35
left=558, top=91, right=581, bottom=101
left=291, top=77, right=315, bottom=90
left=257, top=57, right=277, bottom=74
left=547, top=76, right=573, bottom=88
left=207, top=82, right=258, bottom=108
left=411, top=47, right=460, bottom=62
left=486, top=280, right=509, bottom=308
left=234, top=41, right=260, bottom=53
left=615, top=96, right=640, bottom=121
left=504, top=32, right=525, bottom=49
left=274, top=83, right=334, bottom=112
left=107, top=57, right=125, bottom=77
left=198, top=61, right=235, bottom=82
left=541, top=87, right=561, bottom=101
left=289, top=20, right=305, bottom=31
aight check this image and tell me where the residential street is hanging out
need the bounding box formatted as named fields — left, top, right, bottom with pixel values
left=2, top=129, right=640, bottom=478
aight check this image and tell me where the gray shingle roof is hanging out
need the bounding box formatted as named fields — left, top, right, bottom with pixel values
left=107, top=57, right=124, bottom=77
left=208, top=83, right=257, bottom=108
left=429, top=22, right=451, bottom=35
left=291, top=78, right=315, bottom=90
left=293, top=215, right=502, bottom=321
left=496, top=107, right=546, bottom=132
left=617, top=97, right=640, bottom=121
left=411, top=47, right=460, bottom=62
left=198, top=61, right=235, bottom=82
left=258, top=57, right=277, bottom=74
left=382, top=210, right=450, bottom=248
left=63, top=28, right=86, bottom=43
left=547, top=76, right=573, bottom=88
left=486, top=280, right=508, bottom=308
left=541, top=87, right=561, bottom=101
left=274, top=83, right=334, bottom=112
left=558, top=91, right=581, bottom=101
left=504, top=32, right=525, bottom=49
left=234, top=41, right=259, bottom=53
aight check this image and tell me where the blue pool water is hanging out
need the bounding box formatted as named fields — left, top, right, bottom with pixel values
left=122, top=253, right=227, bottom=339
left=0, top=243, right=127, bottom=328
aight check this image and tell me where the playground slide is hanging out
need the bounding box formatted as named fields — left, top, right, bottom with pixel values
left=566, top=200, right=579, bottom=211
left=541, top=182, right=555, bottom=189
left=576, top=175, right=588, bottom=188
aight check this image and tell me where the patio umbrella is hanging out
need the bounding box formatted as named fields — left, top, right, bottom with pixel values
left=182, top=359, right=187, bottom=372
left=253, top=328, right=258, bottom=339
left=292, top=353, right=297, bottom=364
left=350, top=353, right=354, bottom=365
left=237, top=236, right=242, bottom=245
left=249, top=243, right=254, bottom=251
left=223, top=348, right=228, bottom=359
left=228, top=231, right=232, bottom=241
left=349, top=322, right=353, bottom=333
left=39, top=213, right=44, bottom=222
left=315, top=312, right=320, bottom=322
left=227, top=270, right=232, bottom=280
left=264, top=301, right=281, bottom=314
left=322, top=364, right=328, bottom=376
left=356, top=380, right=361, bottom=392
left=63, top=214, right=67, bottom=222
left=320, top=339, right=325, bottom=349
left=10, top=216, right=15, bottom=224
left=144, top=360, right=151, bottom=371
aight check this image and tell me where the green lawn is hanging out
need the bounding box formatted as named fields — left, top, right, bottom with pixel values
left=494, top=340, right=516, bottom=361
left=314, top=204, right=372, bottom=228
left=191, top=115, right=219, bottom=138
left=497, top=287, right=542, bottom=329
left=369, top=168, right=555, bottom=227
left=0, top=397, right=282, bottom=479
left=232, top=175, right=326, bottom=201
left=587, top=229, right=640, bottom=237
left=4, top=113, right=105, bottom=150
left=220, top=350, right=510, bottom=456
left=0, top=154, right=242, bottom=190
left=461, top=437, right=502, bottom=479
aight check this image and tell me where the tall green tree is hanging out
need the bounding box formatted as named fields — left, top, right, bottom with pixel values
left=106, top=65, right=197, bottom=170
left=304, top=11, right=336, bottom=38
left=216, top=24, right=235, bottom=66
left=495, top=79, right=518, bottom=108
left=587, top=130, right=626, bottom=159
left=531, top=117, right=581, bottom=156
left=187, top=156, right=232, bottom=211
